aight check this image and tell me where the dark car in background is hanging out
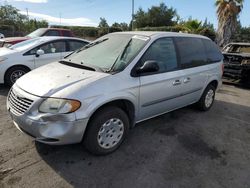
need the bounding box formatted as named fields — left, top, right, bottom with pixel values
left=223, top=43, right=250, bottom=83
left=0, top=28, right=74, bottom=47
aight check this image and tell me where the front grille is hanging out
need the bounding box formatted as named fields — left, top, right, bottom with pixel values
left=8, top=89, right=34, bottom=116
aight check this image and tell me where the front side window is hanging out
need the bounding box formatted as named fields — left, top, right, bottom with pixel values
left=45, top=30, right=60, bottom=36
left=140, top=38, right=178, bottom=73
left=69, top=40, right=88, bottom=51
left=28, top=41, right=66, bottom=55
left=62, top=30, right=71, bottom=37
left=175, top=37, right=207, bottom=69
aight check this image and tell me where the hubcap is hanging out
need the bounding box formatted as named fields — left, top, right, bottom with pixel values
left=97, top=118, right=124, bottom=149
left=205, top=89, right=214, bottom=108
left=10, top=70, right=26, bottom=83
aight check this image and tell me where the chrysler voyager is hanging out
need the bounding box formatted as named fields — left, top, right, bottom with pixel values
left=7, top=32, right=223, bottom=155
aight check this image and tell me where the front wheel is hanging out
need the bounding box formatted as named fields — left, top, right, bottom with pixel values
left=83, top=106, right=130, bottom=155
left=4, top=66, right=29, bottom=87
left=196, top=85, right=216, bottom=111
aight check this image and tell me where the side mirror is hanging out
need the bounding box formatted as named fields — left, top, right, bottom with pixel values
left=36, top=49, right=45, bottom=57
left=136, top=60, right=159, bottom=74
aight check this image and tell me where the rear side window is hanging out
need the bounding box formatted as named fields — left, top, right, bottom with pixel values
left=140, top=38, right=178, bottom=73
left=175, top=37, right=207, bottom=69
left=203, top=39, right=223, bottom=63
left=45, top=30, right=60, bottom=36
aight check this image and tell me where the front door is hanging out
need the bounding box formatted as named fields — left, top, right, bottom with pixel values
left=34, top=41, right=66, bottom=68
left=137, top=38, right=187, bottom=121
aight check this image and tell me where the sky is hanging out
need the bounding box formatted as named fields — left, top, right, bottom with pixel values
left=1, top=0, right=250, bottom=28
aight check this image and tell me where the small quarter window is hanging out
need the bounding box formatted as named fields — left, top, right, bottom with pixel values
left=203, top=39, right=223, bottom=63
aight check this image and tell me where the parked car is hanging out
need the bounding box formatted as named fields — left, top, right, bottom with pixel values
left=0, top=33, right=4, bottom=39
left=7, top=32, right=223, bottom=155
left=222, top=42, right=250, bottom=83
left=0, top=36, right=89, bottom=86
left=0, top=28, right=74, bottom=47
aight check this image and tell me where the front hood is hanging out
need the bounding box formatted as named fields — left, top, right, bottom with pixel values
left=15, top=62, right=108, bottom=97
left=0, top=47, right=17, bottom=56
left=3, top=37, right=29, bottom=43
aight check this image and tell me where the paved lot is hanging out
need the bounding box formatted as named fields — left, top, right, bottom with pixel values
left=0, top=84, right=250, bottom=188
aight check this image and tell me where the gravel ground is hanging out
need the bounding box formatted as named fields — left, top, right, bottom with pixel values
left=0, top=84, right=250, bottom=188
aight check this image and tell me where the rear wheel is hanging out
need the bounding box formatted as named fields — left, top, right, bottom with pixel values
left=4, top=66, right=30, bottom=87
left=196, top=84, right=216, bottom=111
left=83, top=106, right=130, bottom=155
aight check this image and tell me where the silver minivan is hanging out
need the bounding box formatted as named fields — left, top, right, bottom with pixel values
left=7, top=32, right=223, bottom=155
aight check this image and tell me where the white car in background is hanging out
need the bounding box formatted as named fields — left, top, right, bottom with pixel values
left=0, top=37, right=89, bottom=86
left=0, top=33, right=4, bottom=39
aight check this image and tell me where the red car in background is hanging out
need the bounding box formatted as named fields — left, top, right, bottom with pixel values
left=0, top=28, right=74, bottom=47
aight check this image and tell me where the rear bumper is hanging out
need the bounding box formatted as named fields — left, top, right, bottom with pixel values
left=9, top=110, right=89, bottom=145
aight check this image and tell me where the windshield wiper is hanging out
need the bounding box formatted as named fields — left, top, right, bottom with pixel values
left=75, top=38, right=109, bottom=54
left=60, top=60, right=96, bottom=71
left=106, top=38, right=132, bottom=73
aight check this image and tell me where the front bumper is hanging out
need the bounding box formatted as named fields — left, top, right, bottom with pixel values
left=7, top=85, right=89, bottom=145
left=9, top=110, right=89, bottom=145
left=223, top=63, right=250, bottom=79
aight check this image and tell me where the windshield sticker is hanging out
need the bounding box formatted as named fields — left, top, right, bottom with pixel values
left=132, top=35, right=149, bottom=41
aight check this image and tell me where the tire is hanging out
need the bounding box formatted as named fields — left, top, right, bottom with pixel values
left=196, top=84, right=216, bottom=111
left=4, top=66, right=30, bottom=87
left=83, top=106, right=130, bottom=155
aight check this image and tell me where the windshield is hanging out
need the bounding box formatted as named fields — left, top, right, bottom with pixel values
left=27, top=28, right=46, bottom=38
left=65, top=33, right=150, bottom=72
left=9, top=38, right=41, bottom=51
left=225, top=44, right=250, bottom=54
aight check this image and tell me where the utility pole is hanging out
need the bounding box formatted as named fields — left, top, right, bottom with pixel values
left=131, top=0, right=134, bottom=31
left=59, top=12, right=62, bottom=25
left=26, top=8, right=29, bottom=21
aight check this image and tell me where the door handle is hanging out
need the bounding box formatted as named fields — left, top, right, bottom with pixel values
left=173, top=80, right=182, bottom=86
left=183, top=77, right=191, bottom=84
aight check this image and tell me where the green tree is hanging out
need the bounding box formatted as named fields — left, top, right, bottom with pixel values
left=181, top=18, right=203, bottom=33
left=133, top=3, right=178, bottom=29
left=0, top=4, right=48, bottom=36
left=0, top=5, right=27, bottom=30
left=216, top=0, right=244, bottom=46
left=111, top=22, right=129, bottom=31
left=98, top=17, right=109, bottom=28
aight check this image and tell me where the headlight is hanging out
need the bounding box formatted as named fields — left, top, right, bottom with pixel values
left=0, top=57, right=7, bottom=62
left=39, top=98, right=81, bottom=114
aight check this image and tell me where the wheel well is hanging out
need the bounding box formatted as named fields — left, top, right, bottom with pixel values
left=4, top=65, right=31, bottom=80
left=208, top=80, right=218, bottom=90
left=89, top=100, right=136, bottom=128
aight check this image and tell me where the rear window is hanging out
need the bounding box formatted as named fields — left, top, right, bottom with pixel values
left=175, top=37, right=207, bottom=69
left=203, top=39, right=223, bottom=62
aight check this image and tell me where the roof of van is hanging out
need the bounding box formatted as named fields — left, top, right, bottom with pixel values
left=113, top=31, right=209, bottom=39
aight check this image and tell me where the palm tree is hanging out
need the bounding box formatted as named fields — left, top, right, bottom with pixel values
left=216, top=0, right=244, bottom=47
